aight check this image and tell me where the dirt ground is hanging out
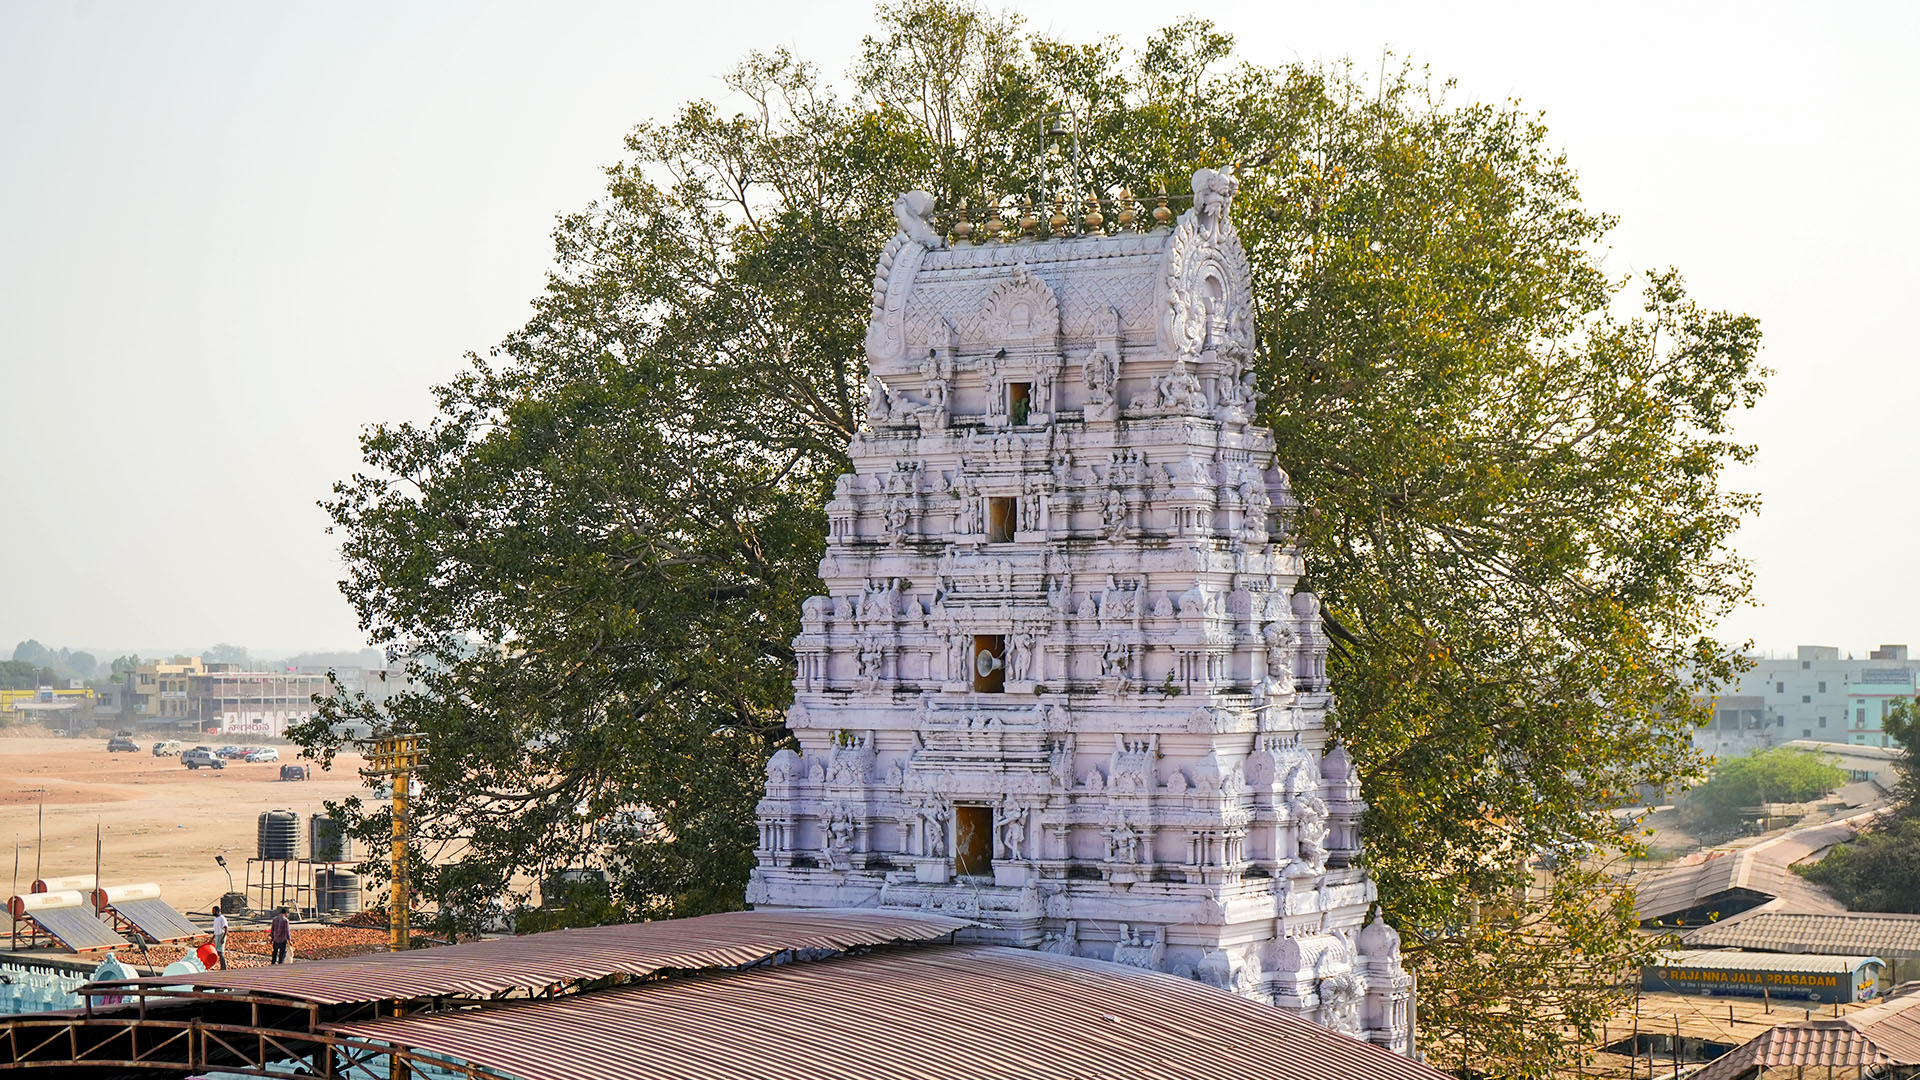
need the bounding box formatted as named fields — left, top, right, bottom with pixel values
left=0, top=734, right=369, bottom=916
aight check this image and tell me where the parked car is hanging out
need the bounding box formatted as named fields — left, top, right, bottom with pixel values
left=106, top=736, right=139, bottom=753
left=182, top=749, right=226, bottom=770
left=245, top=747, right=280, bottom=763
left=151, top=740, right=182, bottom=757
left=279, top=764, right=309, bottom=781
left=215, top=745, right=246, bottom=759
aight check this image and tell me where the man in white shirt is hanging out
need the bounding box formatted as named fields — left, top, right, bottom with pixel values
left=211, top=905, right=229, bottom=970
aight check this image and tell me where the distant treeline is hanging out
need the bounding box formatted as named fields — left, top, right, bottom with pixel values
left=1, top=640, right=386, bottom=689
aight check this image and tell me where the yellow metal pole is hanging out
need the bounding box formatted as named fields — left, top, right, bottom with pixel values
left=371, top=734, right=419, bottom=1080
left=391, top=758, right=408, bottom=954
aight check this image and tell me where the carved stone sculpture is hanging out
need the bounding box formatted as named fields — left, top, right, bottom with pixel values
left=751, top=165, right=1412, bottom=1055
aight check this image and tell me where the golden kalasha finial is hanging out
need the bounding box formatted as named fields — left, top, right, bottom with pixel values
left=952, top=199, right=973, bottom=245
left=1082, top=196, right=1104, bottom=233
left=1048, top=197, right=1069, bottom=237
left=1152, top=193, right=1173, bottom=229
left=982, top=196, right=1005, bottom=243
left=1116, top=187, right=1137, bottom=231
left=1018, top=196, right=1039, bottom=240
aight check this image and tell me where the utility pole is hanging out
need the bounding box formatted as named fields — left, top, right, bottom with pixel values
left=360, top=734, right=422, bottom=954
left=361, top=733, right=422, bottom=1080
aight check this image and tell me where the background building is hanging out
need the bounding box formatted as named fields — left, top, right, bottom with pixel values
left=187, top=664, right=333, bottom=737
left=91, top=656, right=410, bottom=737
left=1697, top=644, right=1918, bottom=755
left=0, top=683, right=100, bottom=733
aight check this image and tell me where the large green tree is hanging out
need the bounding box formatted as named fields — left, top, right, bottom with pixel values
left=296, top=5, right=1765, bottom=1075
left=1682, top=746, right=1847, bottom=832
left=1799, top=700, right=1920, bottom=912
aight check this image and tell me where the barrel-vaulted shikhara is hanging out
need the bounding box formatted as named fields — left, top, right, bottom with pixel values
left=747, top=169, right=1417, bottom=1053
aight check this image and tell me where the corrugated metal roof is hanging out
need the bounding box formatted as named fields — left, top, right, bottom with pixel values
left=1651, top=949, right=1884, bottom=975
left=98, top=908, right=970, bottom=1006
left=1633, top=822, right=1854, bottom=923
left=1686, top=911, right=1920, bottom=959
left=1690, top=986, right=1920, bottom=1080
left=326, top=943, right=1447, bottom=1080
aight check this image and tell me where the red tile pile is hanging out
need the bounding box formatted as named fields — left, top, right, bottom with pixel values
left=110, top=926, right=431, bottom=969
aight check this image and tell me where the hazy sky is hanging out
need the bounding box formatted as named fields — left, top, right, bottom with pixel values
left=1, top=1, right=1914, bottom=658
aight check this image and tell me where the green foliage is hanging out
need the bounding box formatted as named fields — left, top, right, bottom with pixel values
left=1797, top=700, right=1920, bottom=911
left=1683, top=747, right=1847, bottom=830
left=1700, top=745, right=1847, bottom=818
left=202, top=643, right=251, bottom=666
left=1888, top=697, right=1920, bottom=812
left=10, top=640, right=99, bottom=681
left=11, top=640, right=53, bottom=668
left=109, top=655, right=143, bottom=679
left=0, top=660, right=38, bottom=691
left=302, top=5, right=1765, bottom=1074
left=1798, top=815, right=1920, bottom=913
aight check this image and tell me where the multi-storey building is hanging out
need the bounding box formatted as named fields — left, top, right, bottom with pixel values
left=99, top=657, right=413, bottom=737
left=1701, top=644, right=1918, bottom=753
left=748, top=173, right=1414, bottom=1053
left=187, top=664, right=333, bottom=737
left=122, top=657, right=205, bottom=723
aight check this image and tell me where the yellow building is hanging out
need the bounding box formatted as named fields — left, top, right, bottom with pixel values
left=0, top=684, right=100, bottom=730
left=125, top=657, right=206, bottom=720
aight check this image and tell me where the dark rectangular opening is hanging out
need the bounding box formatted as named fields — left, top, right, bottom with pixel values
left=987, top=497, right=1017, bottom=542
left=1008, top=382, right=1032, bottom=424
left=954, top=804, right=992, bottom=876
left=972, top=635, right=1006, bottom=693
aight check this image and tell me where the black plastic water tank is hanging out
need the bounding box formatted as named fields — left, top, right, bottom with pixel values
left=256, top=810, right=300, bottom=860
left=308, top=816, right=352, bottom=862
left=313, top=868, right=361, bottom=914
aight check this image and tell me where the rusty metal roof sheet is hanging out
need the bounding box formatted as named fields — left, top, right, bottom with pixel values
left=326, top=943, right=1447, bottom=1080
left=98, top=908, right=970, bottom=1006
left=1633, top=823, right=1853, bottom=923
left=1686, top=910, right=1920, bottom=959
left=1690, top=986, right=1920, bottom=1080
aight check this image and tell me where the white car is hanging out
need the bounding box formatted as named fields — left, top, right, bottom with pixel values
left=245, top=747, right=280, bottom=763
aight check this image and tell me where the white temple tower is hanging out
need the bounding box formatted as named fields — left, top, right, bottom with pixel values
left=747, top=170, right=1415, bottom=1053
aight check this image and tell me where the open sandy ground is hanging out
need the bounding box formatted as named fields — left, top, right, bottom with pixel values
left=0, top=735, right=369, bottom=917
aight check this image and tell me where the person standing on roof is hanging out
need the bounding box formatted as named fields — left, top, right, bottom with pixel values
left=211, top=905, right=229, bottom=970
left=270, top=907, right=291, bottom=964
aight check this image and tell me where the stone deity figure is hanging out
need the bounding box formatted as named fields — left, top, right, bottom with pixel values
left=1287, top=781, right=1331, bottom=876
left=1256, top=621, right=1297, bottom=702
left=1083, top=345, right=1119, bottom=421
left=1101, top=487, right=1127, bottom=540
left=997, top=799, right=1029, bottom=859
left=892, top=190, right=943, bottom=248
left=1191, top=168, right=1239, bottom=239
left=865, top=372, right=894, bottom=426
left=1019, top=477, right=1044, bottom=533
left=1240, top=478, right=1272, bottom=540
left=855, top=637, right=884, bottom=692
left=954, top=475, right=982, bottom=536
left=1009, top=628, right=1038, bottom=682
left=916, top=800, right=949, bottom=857
left=822, top=804, right=856, bottom=870
left=1153, top=356, right=1208, bottom=414
left=884, top=496, right=912, bottom=542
